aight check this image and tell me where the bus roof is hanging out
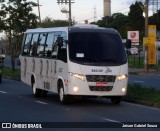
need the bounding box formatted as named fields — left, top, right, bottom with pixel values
left=25, top=27, right=69, bottom=33
left=25, top=24, right=117, bottom=34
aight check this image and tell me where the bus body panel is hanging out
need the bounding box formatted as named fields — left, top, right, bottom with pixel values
left=66, top=61, right=128, bottom=96
left=51, top=60, right=68, bottom=93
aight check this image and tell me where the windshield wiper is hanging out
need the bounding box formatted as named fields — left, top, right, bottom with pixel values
left=100, top=59, right=120, bottom=63
left=83, top=57, right=100, bottom=62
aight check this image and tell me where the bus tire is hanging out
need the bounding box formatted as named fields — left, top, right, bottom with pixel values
left=42, top=90, right=48, bottom=97
left=58, top=82, right=69, bottom=104
left=111, top=96, right=121, bottom=104
left=0, top=74, right=1, bottom=83
left=32, top=82, right=42, bottom=97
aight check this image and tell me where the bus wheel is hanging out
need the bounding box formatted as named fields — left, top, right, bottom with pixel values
left=42, top=90, right=48, bottom=97
left=58, top=83, right=69, bottom=104
left=32, top=82, right=42, bottom=97
left=111, top=96, right=121, bottom=104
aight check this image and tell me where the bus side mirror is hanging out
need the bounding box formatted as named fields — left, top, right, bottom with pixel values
left=17, top=58, right=21, bottom=66
left=57, top=37, right=63, bottom=47
left=125, top=39, right=131, bottom=49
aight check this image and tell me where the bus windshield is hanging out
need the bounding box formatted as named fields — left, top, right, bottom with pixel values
left=69, top=31, right=127, bottom=66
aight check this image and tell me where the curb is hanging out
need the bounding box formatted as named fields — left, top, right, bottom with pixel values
left=2, top=75, right=21, bottom=81
left=129, top=72, right=160, bottom=75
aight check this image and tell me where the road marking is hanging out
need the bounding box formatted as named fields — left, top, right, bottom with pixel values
left=102, top=118, right=122, bottom=124
left=0, top=91, right=7, bottom=94
left=35, top=101, right=48, bottom=105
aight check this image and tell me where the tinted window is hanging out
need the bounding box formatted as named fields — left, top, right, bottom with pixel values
left=37, top=33, right=47, bottom=57
left=69, top=32, right=127, bottom=66
left=44, top=33, right=55, bottom=57
left=0, top=48, right=3, bottom=54
left=56, top=32, right=67, bottom=62
left=30, top=34, right=39, bottom=56
left=23, top=34, right=32, bottom=55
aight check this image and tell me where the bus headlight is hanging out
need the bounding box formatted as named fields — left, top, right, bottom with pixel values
left=73, top=87, right=79, bottom=92
left=122, top=88, right=126, bottom=92
left=69, top=73, right=85, bottom=81
left=118, top=74, right=127, bottom=80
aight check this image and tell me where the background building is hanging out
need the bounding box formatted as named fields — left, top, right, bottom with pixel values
left=104, top=0, right=111, bottom=16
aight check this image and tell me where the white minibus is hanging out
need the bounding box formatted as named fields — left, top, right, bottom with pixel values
left=20, top=24, right=130, bottom=104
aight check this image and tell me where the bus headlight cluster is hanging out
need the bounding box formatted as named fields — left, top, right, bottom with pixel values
left=118, top=74, right=127, bottom=80
left=69, top=73, right=85, bottom=81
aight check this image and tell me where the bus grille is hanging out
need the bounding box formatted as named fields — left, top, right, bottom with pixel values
left=86, top=75, right=116, bottom=82
left=89, top=86, right=113, bottom=91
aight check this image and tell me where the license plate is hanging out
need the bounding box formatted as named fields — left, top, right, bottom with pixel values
left=96, top=82, right=107, bottom=86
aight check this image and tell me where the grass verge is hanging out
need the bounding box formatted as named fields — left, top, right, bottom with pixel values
left=126, top=83, right=160, bottom=106
left=128, top=55, right=160, bottom=69
left=0, top=67, right=20, bottom=79
left=128, top=55, right=144, bottom=68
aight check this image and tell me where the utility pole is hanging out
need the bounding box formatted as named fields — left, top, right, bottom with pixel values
left=94, top=6, right=97, bottom=22
left=144, top=0, right=149, bottom=72
left=37, top=0, right=41, bottom=23
left=57, top=0, right=75, bottom=26
left=68, top=0, right=72, bottom=26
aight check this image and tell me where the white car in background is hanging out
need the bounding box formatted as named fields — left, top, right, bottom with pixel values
left=129, top=46, right=138, bottom=55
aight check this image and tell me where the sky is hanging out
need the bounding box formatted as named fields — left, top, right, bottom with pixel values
left=31, top=0, right=134, bottom=23
left=0, top=0, right=134, bottom=38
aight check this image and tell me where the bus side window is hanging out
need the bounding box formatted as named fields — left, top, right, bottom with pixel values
left=37, top=33, right=47, bottom=57
left=56, top=32, right=67, bottom=63
left=29, top=34, right=39, bottom=56
left=23, top=34, right=32, bottom=56
left=45, top=33, right=55, bottom=58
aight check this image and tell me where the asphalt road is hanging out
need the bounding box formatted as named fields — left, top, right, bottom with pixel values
left=0, top=79, right=160, bottom=130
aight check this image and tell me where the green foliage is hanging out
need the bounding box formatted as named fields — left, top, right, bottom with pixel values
left=1, top=67, right=20, bottom=78
left=128, top=55, right=144, bottom=68
left=95, top=13, right=129, bottom=38
left=0, top=0, right=38, bottom=34
left=127, top=84, right=160, bottom=105
left=93, top=1, right=146, bottom=40
left=0, top=0, right=38, bottom=70
left=149, top=10, right=160, bottom=30
left=39, top=17, right=69, bottom=28
left=128, top=1, right=144, bottom=31
left=128, top=1, right=144, bottom=43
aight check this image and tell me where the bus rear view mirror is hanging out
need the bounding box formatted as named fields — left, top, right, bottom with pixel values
left=17, top=59, right=21, bottom=66
left=125, top=39, right=131, bottom=49
left=52, top=52, right=57, bottom=58
left=57, top=37, right=63, bottom=47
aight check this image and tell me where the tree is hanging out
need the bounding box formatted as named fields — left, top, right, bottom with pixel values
left=0, top=0, right=38, bottom=70
left=149, top=10, right=160, bottom=31
left=39, top=17, right=69, bottom=28
left=128, top=1, right=145, bottom=43
left=93, top=13, right=129, bottom=38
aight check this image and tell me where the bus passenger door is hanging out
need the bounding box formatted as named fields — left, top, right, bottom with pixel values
left=51, top=35, right=59, bottom=93
left=51, top=33, right=67, bottom=93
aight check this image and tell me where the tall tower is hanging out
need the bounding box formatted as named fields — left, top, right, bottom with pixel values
left=104, top=0, right=111, bottom=17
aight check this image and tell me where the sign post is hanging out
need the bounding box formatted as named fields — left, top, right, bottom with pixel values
left=148, top=25, right=156, bottom=65
left=148, top=44, right=156, bottom=65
